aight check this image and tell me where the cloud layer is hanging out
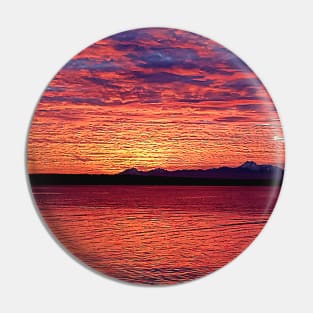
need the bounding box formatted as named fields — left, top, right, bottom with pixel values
left=28, top=28, right=284, bottom=174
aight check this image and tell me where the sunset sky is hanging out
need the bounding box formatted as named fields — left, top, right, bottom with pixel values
left=28, top=28, right=285, bottom=174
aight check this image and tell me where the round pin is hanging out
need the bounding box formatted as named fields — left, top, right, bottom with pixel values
left=27, top=27, right=285, bottom=285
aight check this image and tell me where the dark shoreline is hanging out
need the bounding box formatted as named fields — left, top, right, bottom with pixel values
left=29, top=174, right=283, bottom=186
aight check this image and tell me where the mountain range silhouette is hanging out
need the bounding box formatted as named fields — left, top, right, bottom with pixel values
left=29, top=161, right=284, bottom=186
left=119, top=161, right=284, bottom=180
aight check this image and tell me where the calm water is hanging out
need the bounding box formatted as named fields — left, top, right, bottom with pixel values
left=32, top=185, right=280, bottom=285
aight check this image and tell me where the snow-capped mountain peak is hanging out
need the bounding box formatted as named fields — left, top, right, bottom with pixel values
left=239, top=161, right=259, bottom=170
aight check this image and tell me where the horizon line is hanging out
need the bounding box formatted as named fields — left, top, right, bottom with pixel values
left=28, top=161, right=285, bottom=175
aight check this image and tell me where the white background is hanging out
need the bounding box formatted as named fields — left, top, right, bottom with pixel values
left=1, top=1, right=312, bottom=312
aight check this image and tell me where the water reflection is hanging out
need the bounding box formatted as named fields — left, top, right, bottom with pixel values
left=33, top=185, right=280, bottom=285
